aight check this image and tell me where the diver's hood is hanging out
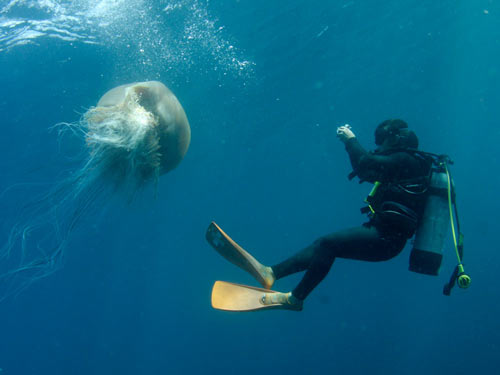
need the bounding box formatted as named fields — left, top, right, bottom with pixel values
left=374, top=119, right=418, bottom=152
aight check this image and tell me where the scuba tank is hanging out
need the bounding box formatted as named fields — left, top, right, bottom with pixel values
left=407, top=153, right=471, bottom=295
left=409, top=164, right=449, bottom=275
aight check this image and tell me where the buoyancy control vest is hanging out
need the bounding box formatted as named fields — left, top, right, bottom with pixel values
left=362, top=150, right=433, bottom=238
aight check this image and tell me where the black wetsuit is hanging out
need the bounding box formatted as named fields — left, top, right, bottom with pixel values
left=271, top=138, right=430, bottom=300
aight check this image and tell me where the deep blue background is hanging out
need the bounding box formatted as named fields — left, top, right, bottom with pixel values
left=1, top=1, right=499, bottom=374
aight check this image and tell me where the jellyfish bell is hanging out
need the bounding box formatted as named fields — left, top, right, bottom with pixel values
left=0, top=81, right=190, bottom=300
left=84, top=81, right=191, bottom=194
left=96, top=81, right=190, bottom=173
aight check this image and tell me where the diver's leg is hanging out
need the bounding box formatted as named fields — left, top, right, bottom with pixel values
left=271, top=241, right=318, bottom=279
left=290, top=225, right=406, bottom=300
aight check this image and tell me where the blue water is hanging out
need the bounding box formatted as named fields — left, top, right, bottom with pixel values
left=1, top=0, right=499, bottom=374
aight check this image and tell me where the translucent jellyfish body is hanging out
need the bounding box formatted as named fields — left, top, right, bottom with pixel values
left=1, top=81, right=190, bottom=300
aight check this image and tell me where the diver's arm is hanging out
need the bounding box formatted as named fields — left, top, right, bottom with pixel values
left=344, top=137, right=366, bottom=170
left=344, top=138, right=413, bottom=183
left=337, top=125, right=412, bottom=182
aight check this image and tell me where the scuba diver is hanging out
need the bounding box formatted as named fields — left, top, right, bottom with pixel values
left=207, top=119, right=470, bottom=312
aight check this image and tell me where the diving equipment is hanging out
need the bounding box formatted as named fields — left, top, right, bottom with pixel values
left=409, top=165, right=449, bottom=275
left=206, top=222, right=275, bottom=289
left=211, top=281, right=302, bottom=312
left=360, top=149, right=470, bottom=294
left=406, top=154, right=471, bottom=294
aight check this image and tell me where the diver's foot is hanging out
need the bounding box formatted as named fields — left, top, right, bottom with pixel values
left=258, top=265, right=276, bottom=289
left=260, top=291, right=303, bottom=311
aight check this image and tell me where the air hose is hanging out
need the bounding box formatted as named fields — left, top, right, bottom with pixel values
left=443, top=162, right=471, bottom=295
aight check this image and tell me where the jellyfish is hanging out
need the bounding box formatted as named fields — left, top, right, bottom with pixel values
left=0, top=81, right=190, bottom=300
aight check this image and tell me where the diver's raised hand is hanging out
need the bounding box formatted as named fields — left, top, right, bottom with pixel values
left=336, top=124, right=355, bottom=143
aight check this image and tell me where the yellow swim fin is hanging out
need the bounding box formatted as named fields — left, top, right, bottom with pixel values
left=211, top=281, right=301, bottom=312
left=206, top=222, right=271, bottom=289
